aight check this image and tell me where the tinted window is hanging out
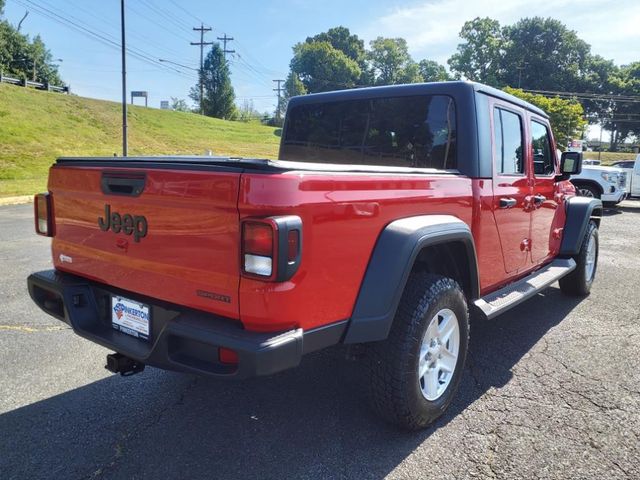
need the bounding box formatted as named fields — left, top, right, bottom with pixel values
left=531, top=120, right=555, bottom=176
left=494, top=108, right=524, bottom=174
left=282, top=95, right=456, bottom=169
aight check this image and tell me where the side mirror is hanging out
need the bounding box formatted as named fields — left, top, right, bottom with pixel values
left=560, top=151, right=582, bottom=177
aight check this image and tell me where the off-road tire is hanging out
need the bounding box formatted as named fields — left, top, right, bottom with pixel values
left=559, top=221, right=599, bottom=296
left=368, top=273, right=469, bottom=430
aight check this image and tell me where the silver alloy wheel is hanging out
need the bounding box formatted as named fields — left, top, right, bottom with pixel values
left=418, top=308, right=460, bottom=401
left=585, top=231, right=597, bottom=282
left=578, top=187, right=595, bottom=198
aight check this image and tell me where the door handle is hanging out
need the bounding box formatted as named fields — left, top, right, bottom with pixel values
left=533, top=194, right=546, bottom=206
left=499, top=197, right=517, bottom=209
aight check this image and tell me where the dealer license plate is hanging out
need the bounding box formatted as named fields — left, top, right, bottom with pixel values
left=111, top=295, right=150, bottom=341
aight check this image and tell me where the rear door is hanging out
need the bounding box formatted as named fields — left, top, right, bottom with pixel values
left=491, top=103, right=531, bottom=274
left=49, top=162, right=242, bottom=318
left=529, top=117, right=560, bottom=264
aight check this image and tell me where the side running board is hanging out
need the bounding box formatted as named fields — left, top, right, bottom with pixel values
left=474, top=258, right=576, bottom=320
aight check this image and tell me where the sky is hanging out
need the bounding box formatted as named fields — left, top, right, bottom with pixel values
left=3, top=0, right=639, bottom=117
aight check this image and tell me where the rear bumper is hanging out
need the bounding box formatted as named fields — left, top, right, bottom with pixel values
left=27, top=270, right=346, bottom=379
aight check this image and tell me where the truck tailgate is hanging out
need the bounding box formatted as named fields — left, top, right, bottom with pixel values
left=48, top=164, right=241, bottom=319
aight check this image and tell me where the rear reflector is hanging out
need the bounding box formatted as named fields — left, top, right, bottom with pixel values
left=219, top=347, right=239, bottom=364
left=287, top=230, right=299, bottom=263
left=34, top=193, right=53, bottom=237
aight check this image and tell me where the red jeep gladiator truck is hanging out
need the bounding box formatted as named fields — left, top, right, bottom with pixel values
left=28, top=81, right=602, bottom=429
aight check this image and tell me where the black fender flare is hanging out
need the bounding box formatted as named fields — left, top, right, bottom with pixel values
left=343, top=215, right=479, bottom=344
left=560, top=196, right=603, bottom=256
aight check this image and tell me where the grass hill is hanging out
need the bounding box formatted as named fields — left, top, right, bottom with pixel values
left=0, top=84, right=280, bottom=197
left=1, top=83, right=634, bottom=198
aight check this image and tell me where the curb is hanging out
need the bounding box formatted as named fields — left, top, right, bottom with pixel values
left=0, top=195, right=33, bottom=206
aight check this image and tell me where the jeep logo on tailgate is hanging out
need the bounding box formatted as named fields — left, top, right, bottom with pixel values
left=98, top=204, right=148, bottom=242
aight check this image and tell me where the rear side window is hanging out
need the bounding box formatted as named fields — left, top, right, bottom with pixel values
left=281, top=95, right=456, bottom=170
left=494, top=108, right=524, bottom=175
left=531, top=120, right=555, bottom=176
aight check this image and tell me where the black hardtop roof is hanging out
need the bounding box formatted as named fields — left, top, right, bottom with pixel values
left=287, top=81, right=549, bottom=119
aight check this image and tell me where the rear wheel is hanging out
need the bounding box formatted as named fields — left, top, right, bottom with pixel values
left=559, top=221, right=599, bottom=296
left=368, top=273, right=469, bottom=430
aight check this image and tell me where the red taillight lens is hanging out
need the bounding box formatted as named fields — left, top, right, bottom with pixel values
left=34, top=193, right=52, bottom=236
left=243, top=222, right=273, bottom=256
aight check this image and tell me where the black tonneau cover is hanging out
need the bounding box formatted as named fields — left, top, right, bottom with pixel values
left=55, top=156, right=458, bottom=176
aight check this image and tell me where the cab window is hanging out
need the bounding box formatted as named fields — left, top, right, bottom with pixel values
left=493, top=108, right=524, bottom=175
left=531, top=120, right=555, bottom=176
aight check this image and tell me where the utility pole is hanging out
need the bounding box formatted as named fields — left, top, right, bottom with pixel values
left=516, top=62, right=528, bottom=89
left=273, top=79, right=285, bottom=122
left=120, top=0, right=127, bottom=156
left=217, top=34, right=235, bottom=61
left=191, top=23, right=213, bottom=115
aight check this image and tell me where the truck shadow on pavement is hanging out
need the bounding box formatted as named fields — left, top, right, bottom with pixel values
left=1, top=287, right=582, bottom=480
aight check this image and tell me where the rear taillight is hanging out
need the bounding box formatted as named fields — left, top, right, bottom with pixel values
left=241, top=216, right=302, bottom=281
left=34, top=193, right=53, bottom=237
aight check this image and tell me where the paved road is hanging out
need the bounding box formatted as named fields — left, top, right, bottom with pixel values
left=1, top=201, right=639, bottom=480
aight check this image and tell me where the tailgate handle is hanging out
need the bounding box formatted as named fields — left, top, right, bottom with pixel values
left=101, top=173, right=146, bottom=197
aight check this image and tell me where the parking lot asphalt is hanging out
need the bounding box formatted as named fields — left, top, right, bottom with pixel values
left=1, top=200, right=639, bottom=480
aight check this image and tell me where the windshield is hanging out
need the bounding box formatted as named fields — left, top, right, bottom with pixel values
left=281, top=95, right=457, bottom=170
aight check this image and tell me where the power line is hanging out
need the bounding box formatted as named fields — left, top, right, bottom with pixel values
left=523, top=89, right=640, bottom=104
left=126, top=2, right=192, bottom=44
left=138, top=0, right=192, bottom=31
left=191, top=23, right=213, bottom=115
left=58, top=0, right=189, bottom=61
left=168, top=0, right=204, bottom=24
left=16, top=0, right=196, bottom=81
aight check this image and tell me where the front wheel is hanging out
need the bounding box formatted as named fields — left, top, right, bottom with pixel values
left=367, top=273, right=469, bottom=430
left=575, top=183, right=600, bottom=199
left=559, top=221, right=599, bottom=296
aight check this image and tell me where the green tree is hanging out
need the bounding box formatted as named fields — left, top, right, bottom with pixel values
left=418, top=59, right=451, bottom=82
left=501, top=17, right=591, bottom=91
left=290, top=41, right=361, bottom=93
left=278, top=70, right=306, bottom=120
left=599, top=62, right=640, bottom=151
left=307, top=26, right=366, bottom=67
left=504, top=87, right=587, bottom=147
left=170, top=97, right=190, bottom=112
left=307, top=26, right=371, bottom=85
left=238, top=99, right=262, bottom=123
left=0, top=19, right=62, bottom=84
left=368, top=37, right=421, bottom=85
left=190, top=43, right=236, bottom=119
left=448, top=17, right=503, bottom=85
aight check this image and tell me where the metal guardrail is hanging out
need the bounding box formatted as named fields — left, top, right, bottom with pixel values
left=0, top=71, right=69, bottom=93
